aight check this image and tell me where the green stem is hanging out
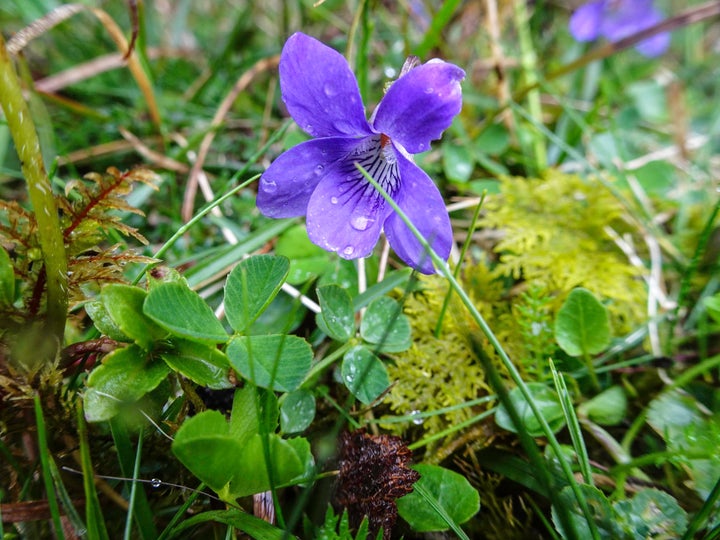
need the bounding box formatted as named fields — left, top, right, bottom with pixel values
left=434, top=193, right=485, bottom=337
left=0, top=35, right=67, bottom=341
left=512, top=0, right=546, bottom=172
left=33, top=394, right=65, bottom=539
left=357, top=163, right=597, bottom=539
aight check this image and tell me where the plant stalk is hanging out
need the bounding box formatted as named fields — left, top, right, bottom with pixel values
left=0, top=34, right=67, bottom=343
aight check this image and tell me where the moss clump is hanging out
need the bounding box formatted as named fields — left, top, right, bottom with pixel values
left=385, top=171, right=649, bottom=451
left=481, top=170, right=648, bottom=334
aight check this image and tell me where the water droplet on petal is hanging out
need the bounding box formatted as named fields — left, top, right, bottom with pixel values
left=410, top=410, right=424, bottom=425
left=150, top=478, right=162, bottom=488
left=424, top=87, right=434, bottom=94
left=330, top=196, right=339, bottom=204
left=323, top=84, right=338, bottom=97
left=261, top=178, right=277, bottom=193
left=343, top=245, right=354, bottom=256
left=314, top=164, right=325, bottom=175
left=350, top=214, right=374, bottom=231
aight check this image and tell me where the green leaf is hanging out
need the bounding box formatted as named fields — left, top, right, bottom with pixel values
left=173, top=406, right=313, bottom=501
left=101, top=284, right=168, bottom=349
left=495, top=383, right=566, bottom=437
left=171, top=410, right=244, bottom=492
left=229, top=386, right=279, bottom=445
left=475, top=123, right=510, bottom=155
left=613, top=489, right=688, bottom=539
left=84, top=346, right=170, bottom=422
left=397, top=464, right=480, bottom=533
left=226, top=433, right=309, bottom=499
left=275, top=225, right=328, bottom=284
left=360, top=296, right=411, bottom=353
left=85, top=300, right=129, bottom=341
left=551, top=484, right=618, bottom=540
left=317, top=285, right=355, bottom=341
left=160, top=339, right=232, bottom=389
left=341, top=346, right=390, bottom=405
left=577, top=385, right=627, bottom=426
left=442, top=142, right=474, bottom=183
left=554, top=288, right=611, bottom=357
left=0, top=245, right=15, bottom=307
left=143, top=282, right=227, bottom=344
left=280, top=389, right=316, bottom=434
left=224, top=255, right=289, bottom=333
left=226, top=335, right=312, bottom=392
left=647, top=389, right=720, bottom=498
left=704, top=294, right=720, bottom=324
left=167, top=508, right=291, bottom=540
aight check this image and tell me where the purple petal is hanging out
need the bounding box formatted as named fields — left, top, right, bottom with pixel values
left=384, top=151, right=452, bottom=274
left=257, top=137, right=360, bottom=218
left=635, top=30, right=670, bottom=57
left=569, top=1, right=605, bottom=42
left=280, top=33, right=372, bottom=139
left=304, top=147, right=392, bottom=259
left=372, top=60, right=464, bottom=154
left=599, top=3, right=669, bottom=57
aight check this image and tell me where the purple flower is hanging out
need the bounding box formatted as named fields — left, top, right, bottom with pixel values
left=257, top=32, right=464, bottom=274
left=569, top=0, right=670, bottom=57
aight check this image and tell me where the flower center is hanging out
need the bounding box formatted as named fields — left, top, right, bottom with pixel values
left=336, top=135, right=400, bottom=200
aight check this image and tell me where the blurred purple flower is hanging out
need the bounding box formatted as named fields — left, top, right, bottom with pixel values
left=569, top=0, right=670, bottom=57
left=257, top=32, right=464, bottom=274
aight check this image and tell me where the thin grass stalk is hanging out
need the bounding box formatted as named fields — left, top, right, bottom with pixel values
left=109, top=417, right=157, bottom=540
left=135, top=173, right=260, bottom=283
left=356, top=162, right=599, bottom=539
left=415, top=0, right=464, bottom=58
left=33, top=394, right=65, bottom=539
left=156, top=485, right=203, bottom=540
left=123, top=426, right=144, bottom=540
left=48, top=458, right=86, bottom=534
left=434, top=193, right=486, bottom=337
left=76, top=401, right=110, bottom=540
left=550, top=360, right=594, bottom=485
left=413, top=482, right=470, bottom=540
left=0, top=35, right=67, bottom=342
left=511, top=0, right=546, bottom=172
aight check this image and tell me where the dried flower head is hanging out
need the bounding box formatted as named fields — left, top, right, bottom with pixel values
left=335, top=429, right=420, bottom=539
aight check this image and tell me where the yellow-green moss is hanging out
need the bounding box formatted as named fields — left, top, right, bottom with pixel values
left=385, top=171, right=649, bottom=448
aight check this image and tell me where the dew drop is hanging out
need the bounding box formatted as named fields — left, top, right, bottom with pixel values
left=343, top=245, right=354, bottom=256
left=261, top=178, right=277, bottom=193
left=350, top=214, right=373, bottom=231
left=410, top=410, right=424, bottom=425
left=150, top=478, right=162, bottom=488
left=330, top=196, right=339, bottom=204
left=424, top=86, right=434, bottom=94
left=323, top=84, right=338, bottom=97
left=314, top=164, right=325, bottom=175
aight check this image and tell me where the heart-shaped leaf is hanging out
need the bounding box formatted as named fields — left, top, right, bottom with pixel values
left=554, top=288, right=611, bottom=357
left=224, top=255, right=289, bottom=333
left=226, top=335, right=312, bottom=392
left=144, top=282, right=227, bottom=344
left=341, top=346, right=390, bottom=405
left=317, top=285, right=355, bottom=342
left=84, top=345, right=170, bottom=422
left=397, top=464, right=480, bottom=532
left=360, top=296, right=411, bottom=353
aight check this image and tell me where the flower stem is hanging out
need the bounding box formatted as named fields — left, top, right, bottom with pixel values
left=0, top=34, right=67, bottom=343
